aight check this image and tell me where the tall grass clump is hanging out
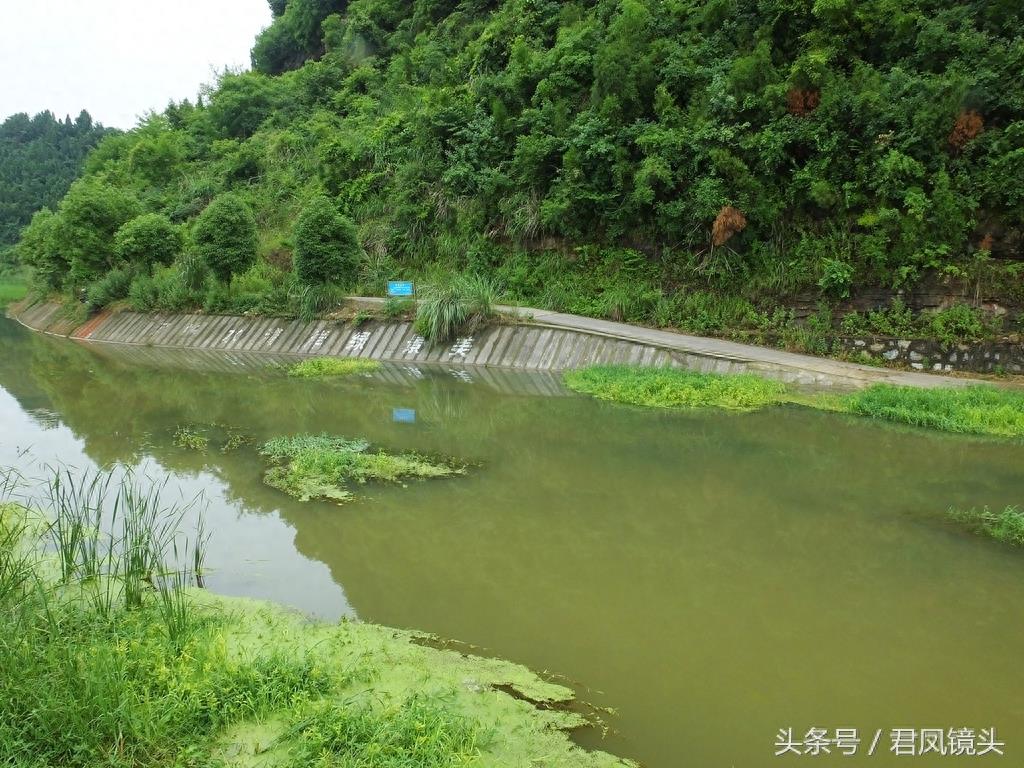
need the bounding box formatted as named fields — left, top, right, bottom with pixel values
left=415, top=273, right=500, bottom=342
left=295, top=282, right=344, bottom=322
left=284, top=696, right=482, bottom=768
left=287, top=357, right=381, bottom=378
left=946, top=506, right=1024, bottom=547
left=0, top=466, right=332, bottom=767
left=260, top=434, right=463, bottom=503
left=564, top=365, right=787, bottom=411
left=845, top=384, right=1024, bottom=438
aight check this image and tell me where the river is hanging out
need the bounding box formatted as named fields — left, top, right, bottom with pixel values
left=1, top=317, right=1021, bottom=766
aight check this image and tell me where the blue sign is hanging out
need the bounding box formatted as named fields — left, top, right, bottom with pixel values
left=387, top=281, right=415, bottom=297
left=392, top=408, right=417, bottom=424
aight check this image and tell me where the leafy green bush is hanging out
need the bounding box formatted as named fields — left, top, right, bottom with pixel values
left=293, top=195, right=361, bottom=287
left=127, top=272, right=159, bottom=311
left=85, top=265, right=134, bottom=310
left=193, top=194, right=258, bottom=283
left=925, top=304, right=997, bottom=346
left=114, top=213, right=182, bottom=269
left=57, top=180, right=141, bottom=287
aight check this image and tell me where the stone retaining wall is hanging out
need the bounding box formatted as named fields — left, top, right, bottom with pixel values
left=838, top=336, right=1024, bottom=373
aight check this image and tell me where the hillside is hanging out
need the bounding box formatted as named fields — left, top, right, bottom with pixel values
left=13, top=0, right=1024, bottom=346
left=0, top=110, right=112, bottom=256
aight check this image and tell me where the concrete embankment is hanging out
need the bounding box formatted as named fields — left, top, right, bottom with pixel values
left=9, top=299, right=986, bottom=389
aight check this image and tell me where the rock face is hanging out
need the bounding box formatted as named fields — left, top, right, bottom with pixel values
left=837, top=336, right=1024, bottom=374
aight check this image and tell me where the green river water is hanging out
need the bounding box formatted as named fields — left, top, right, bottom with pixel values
left=0, top=317, right=1021, bottom=767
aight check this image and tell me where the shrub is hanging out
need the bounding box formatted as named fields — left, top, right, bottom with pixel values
left=57, top=180, right=140, bottom=287
left=818, top=257, right=854, bottom=298
left=127, top=272, right=159, bottom=311
left=293, top=195, right=361, bottom=287
left=925, top=304, right=994, bottom=346
left=114, top=213, right=182, bottom=269
left=85, top=265, right=134, bottom=310
left=193, top=194, right=258, bottom=283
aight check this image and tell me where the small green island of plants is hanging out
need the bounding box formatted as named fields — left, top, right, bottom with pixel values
left=286, top=356, right=381, bottom=378
left=260, top=434, right=464, bottom=503
left=946, top=506, right=1024, bottom=547
left=565, top=365, right=1024, bottom=439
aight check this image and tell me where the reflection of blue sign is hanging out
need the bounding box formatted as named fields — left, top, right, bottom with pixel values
left=392, top=408, right=417, bottom=424
left=387, top=281, right=415, bottom=297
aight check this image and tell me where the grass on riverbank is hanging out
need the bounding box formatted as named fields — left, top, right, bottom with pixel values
left=0, top=280, right=27, bottom=308
left=564, top=366, right=786, bottom=411
left=0, top=469, right=628, bottom=768
left=946, top=506, right=1024, bottom=547
left=565, top=365, right=1024, bottom=438
left=260, top=434, right=463, bottom=503
left=843, top=384, right=1024, bottom=438
left=287, top=356, right=381, bottom=378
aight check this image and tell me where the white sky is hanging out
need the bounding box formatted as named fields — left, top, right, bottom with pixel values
left=0, top=0, right=272, bottom=129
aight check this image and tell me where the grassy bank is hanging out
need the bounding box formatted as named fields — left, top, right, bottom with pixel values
left=0, top=469, right=628, bottom=768
left=564, top=365, right=1024, bottom=439
left=0, top=279, right=27, bottom=308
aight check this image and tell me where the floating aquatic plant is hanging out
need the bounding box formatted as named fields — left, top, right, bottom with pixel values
left=259, top=434, right=463, bottom=503
left=286, top=357, right=381, bottom=378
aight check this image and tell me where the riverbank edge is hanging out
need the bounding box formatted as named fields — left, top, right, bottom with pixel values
left=0, top=500, right=631, bottom=767
left=7, top=296, right=993, bottom=390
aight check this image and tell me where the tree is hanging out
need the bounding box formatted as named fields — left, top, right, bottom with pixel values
left=56, top=179, right=140, bottom=286
left=114, top=213, right=182, bottom=269
left=15, top=209, right=64, bottom=289
left=0, top=109, right=112, bottom=249
left=293, top=195, right=361, bottom=286
left=193, top=194, right=258, bottom=282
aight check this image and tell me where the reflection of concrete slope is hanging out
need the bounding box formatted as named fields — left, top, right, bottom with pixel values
left=84, top=340, right=572, bottom=398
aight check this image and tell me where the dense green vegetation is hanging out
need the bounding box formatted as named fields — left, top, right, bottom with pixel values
left=565, top=364, right=1024, bottom=437
left=260, top=434, right=463, bottom=502
left=564, top=365, right=787, bottom=411
left=287, top=356, right=381, bottom=376
left=10, top=0, right=1024, bottom=346
left=0, top=280, right=27, bottom=308
left=0, top=110, right=112, bottom=254
left=843, top=382, right=1024, bottom=437
left=946, top=505, right=1024, bottom=546
left=0, top=469, right=627, bottom=768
